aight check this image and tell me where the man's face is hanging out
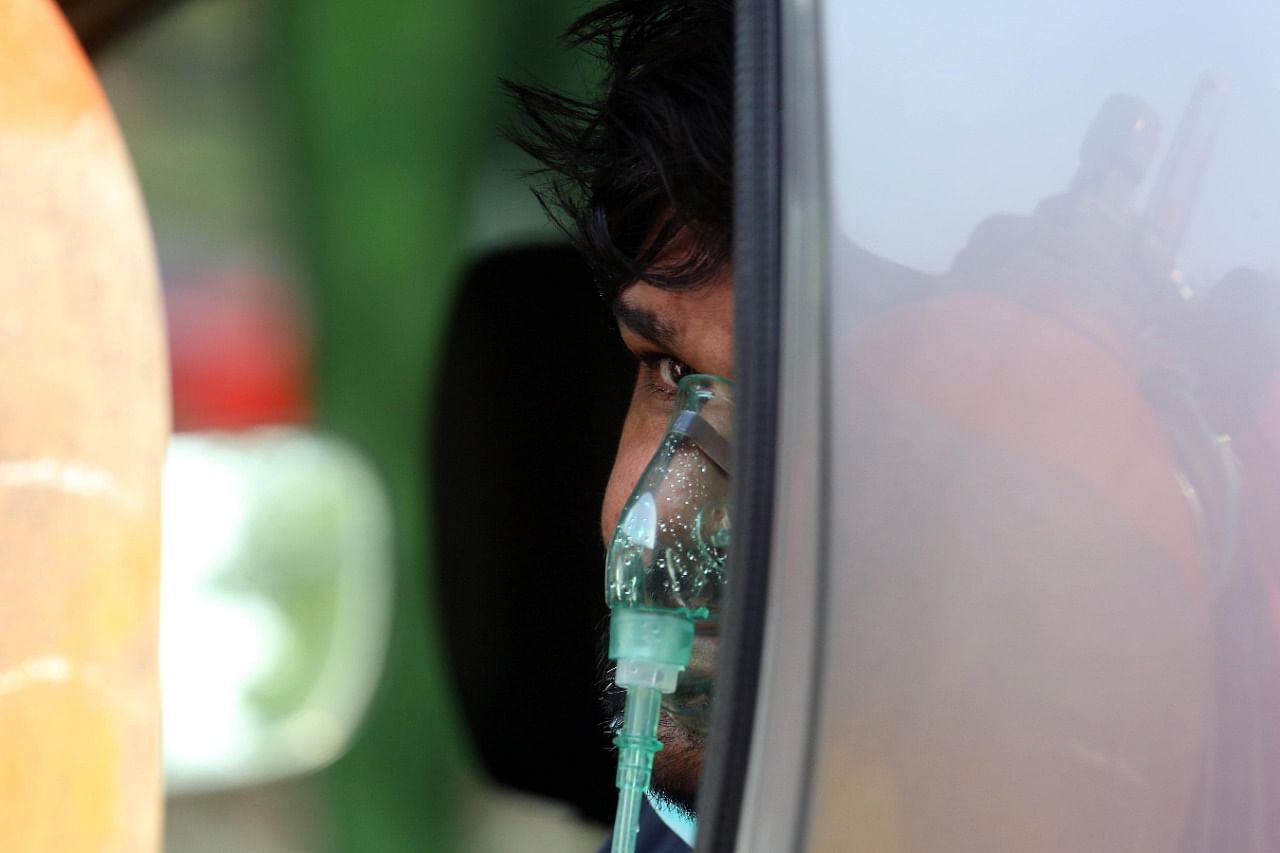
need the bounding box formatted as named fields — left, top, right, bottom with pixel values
left=601, top=265, right=733, bottom=813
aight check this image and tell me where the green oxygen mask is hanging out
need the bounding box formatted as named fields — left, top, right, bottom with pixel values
left=605, top=374, right=732, bottom=853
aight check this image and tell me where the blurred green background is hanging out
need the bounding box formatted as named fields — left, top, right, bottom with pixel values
left=94, top=0, right=605, bottom=849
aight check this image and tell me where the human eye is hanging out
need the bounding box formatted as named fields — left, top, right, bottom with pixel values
left=636, top=354, right=692, bottom=401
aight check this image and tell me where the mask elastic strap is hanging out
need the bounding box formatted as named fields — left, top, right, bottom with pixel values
left=670, top=410, right=732, bottom=475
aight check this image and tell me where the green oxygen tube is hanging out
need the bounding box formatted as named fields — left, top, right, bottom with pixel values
left=608, top=609, right=696, bottom=853
left=605, top=375, right=733, bottom=853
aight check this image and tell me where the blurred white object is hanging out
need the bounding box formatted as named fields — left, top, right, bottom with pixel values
left=161, top=427, right=393, bottom=794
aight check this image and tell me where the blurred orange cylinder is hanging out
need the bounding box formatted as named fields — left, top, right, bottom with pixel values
left=0, top=0, right=168, bottom=851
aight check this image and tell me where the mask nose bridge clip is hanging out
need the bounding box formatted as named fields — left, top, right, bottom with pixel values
left=670, top=410, right=733, bottom=476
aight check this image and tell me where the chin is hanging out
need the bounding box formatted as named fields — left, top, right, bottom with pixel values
left=651, top=711, right=706, bottom=815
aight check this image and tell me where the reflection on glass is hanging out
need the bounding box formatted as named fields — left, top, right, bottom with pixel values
left=808, top=1, right=1280, bottom=850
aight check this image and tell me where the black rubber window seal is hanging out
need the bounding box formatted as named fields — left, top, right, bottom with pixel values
left=695, top=0, right=782, bottom=849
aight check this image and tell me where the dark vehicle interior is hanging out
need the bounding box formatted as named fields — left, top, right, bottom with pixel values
left=431, top=246, right=634, bottom=824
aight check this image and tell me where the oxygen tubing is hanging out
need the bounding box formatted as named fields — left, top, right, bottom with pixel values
left=611, top=686, right=664, bottom=853
left=607, top=610, right=695, bottom=853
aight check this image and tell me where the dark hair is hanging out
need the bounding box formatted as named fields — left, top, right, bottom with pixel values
left=505, top=0, right=733, bottom=301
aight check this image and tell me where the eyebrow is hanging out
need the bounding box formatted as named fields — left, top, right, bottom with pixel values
left=612, top=299, right=680, bottom=350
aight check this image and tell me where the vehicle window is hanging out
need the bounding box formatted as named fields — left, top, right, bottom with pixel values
left=726, top=2, right=1279, bottom=851
left=817, top=3, right=1277, bottom=851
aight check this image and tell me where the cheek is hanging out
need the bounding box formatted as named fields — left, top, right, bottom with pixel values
left=601, top=405, right=667, bottom=542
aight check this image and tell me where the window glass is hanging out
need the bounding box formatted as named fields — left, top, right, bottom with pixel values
left=809, top=2, right=1280, bottom=850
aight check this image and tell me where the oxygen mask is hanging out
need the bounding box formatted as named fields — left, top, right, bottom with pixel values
left=605, top=374, right=732, bottom=853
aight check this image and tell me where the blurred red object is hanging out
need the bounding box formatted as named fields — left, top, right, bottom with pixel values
left=165, top=274, right=310, bottom=431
